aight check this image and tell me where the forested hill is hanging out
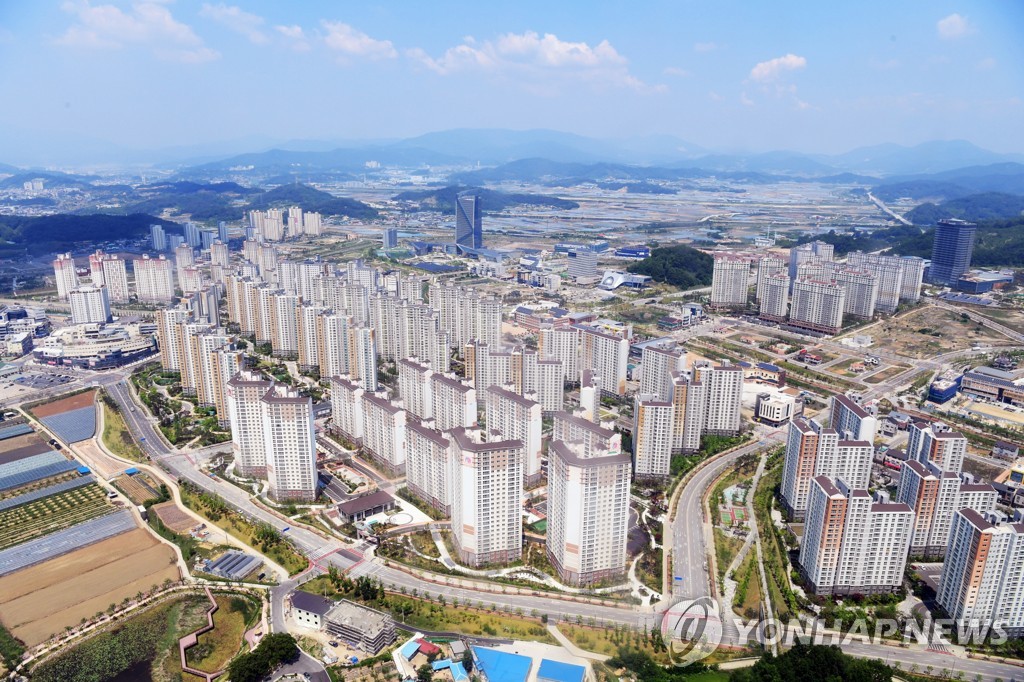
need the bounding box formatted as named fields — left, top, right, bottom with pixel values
left=626, top=244, right=714, bottom=289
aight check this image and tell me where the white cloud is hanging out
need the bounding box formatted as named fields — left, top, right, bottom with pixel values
left=663, top=66, right=690, bottom=77
left=740, top=92, right=754, bottom=107
left=749, top=53, right=806, bottom=82
left=937, top=13, right=973, bottom=40
left=408, top=30, right=662, bottom=93
left=275, top=24, right=311, bottom=51
left=708, top=91, right=724, bottom=102
left=321, top=20, right=396, bottom=60
left=55, top=1, right=219, bottom=62
left=693, top=41, right=719, bottom=53
left=976, top=57, right=996, bottom=70
left=199, top=3, right=267, bottom=45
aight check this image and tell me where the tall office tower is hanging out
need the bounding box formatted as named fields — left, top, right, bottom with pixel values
left=830, top=394, right=878, bottom=442
left=937, top=509, right=1024, bottom=635
left=52, top=253, right=79, bottom=300
left=789, top=278, right=846, bottom=335
left=69, top=285, right=112, bottom=325
left=799, top=477, right=913, bottom=596
left=670, top=371, right=706, bottom=453
left=578, top=370, right=601, bottom=423
left=486, top=385, right=543, bottom=485
left=756, top=255, right=787, bottom=301
left=226, top=371, right=274, bottom=478
left=759, top=272, right=790, bottom=322
left=96, top=255, right=130, bottom=303
left=906, top=421, right=967, bottom=474
left=179, top=266, right=203, bottom=295
left=546, top=438, right=631, bottom=587
left=519, top=349, right=563, bottom=414
left=133, top=254, right=175, bottom=303
left=329, top=375, right=365, bottom=442
left=832, top=268, right=879, bottom=319
left=268, top=292, right=300, bottom=357
left=448, top=428, right=523, bottom=567
left=899, top=256, right=926, bottom=302
left=361, top=393, right=407, bottom=476
left=156, top=306, right=191, bottom=371
left=405, top=420, right=451, bottom=514
left=217, top=221, right=229, bottom=243
left=454, top=191, right=482, bottom=251
left=632, top=393, right=675, bottom=478
left=566, top=249, right=599, bottom=282
left=780, top=416, right=874, bottom=519
left=303, top=212, right=323, bottom=236
left=578, top=326, right=629, bottom=396
left=351, top=326, right=379, bottom=392
left=150, top=224, right=167, bottom=252
left=398, top=358, right=433, bottom=421
left=552, top=411, right=621, bottom=457
left=429, top=373, right=477, bottom=431
left=287, top=206, right=303, bottom=237
left=639, top=343, right=686, bottom=401
left=295, top=303, right=324, bottom=371
left=382, top=227, right=399, bottom=249
left=538, top=325, right=578, bottom=386
left=693, top=362, right=744, bottom=435
left=710, top=254, right=750, bottom=308
left=259, top=384, right=317, bottom=502
left=183, top=221, right=202, bottom=248
left=929, top=218, right=977, bottom=286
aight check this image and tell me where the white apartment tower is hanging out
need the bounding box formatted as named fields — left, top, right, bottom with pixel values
left=693, top=362, right=744, bottom=435
left=398, top=358, right=434, bottom=422
left=485, top=385, right=544, bottom=485
left=52, top=253, right=79, bottom=300
left=546, top=439, right=631, bottom=587
left=133, top=255, right=176, bottom=303
left=640, top=343, right=686, bottom=401
left=448, top=428, right=524, bottom=567
left=361, top=393, right=407, bottom=476
left=832, top=269, right=879, bottom=319
left=756, top=255, right=787, bottom=302
left=538, top=325, right=579, bottom=385
left=226, top=371, right=274, bottom=478
left=632, top=393, right=675, bottom=478
left=69, top=285, right=112, bottom=325
left=789, top=278, right=845, bottom=335
left=578, top=326, right=629, bottom=396
left=261, top=384, right=318, bottom=502
left=404, top=420, right=451, bottom=514
left=831, top=394, right=878, bottom=442
left=329, top=375, right=365, bottom=443
left=429, top=373, right=477, bottom=432
left=759, top=272, right=789, bottom=323
left=710, top=254, right=750, bottom=308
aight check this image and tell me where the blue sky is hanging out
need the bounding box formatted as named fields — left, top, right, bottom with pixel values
left=0, top=1, right=1022, bottom=157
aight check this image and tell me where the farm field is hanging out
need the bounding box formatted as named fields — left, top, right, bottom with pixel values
left=0, top=483, right=111, bottom=550
left=152, top=501, right=198, bottom=533
left=0, top=528, right=179, bottom=646
left=0, top=469, right=79, bottom=502
left=866, top=305, right=1015, bottom=358
left=113, top=472, right=160, bottom=505
left=29, top=390, right=96, bottom=419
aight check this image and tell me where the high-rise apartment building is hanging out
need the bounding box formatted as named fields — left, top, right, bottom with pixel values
left=929, top=219, right=977, bottom=287
left=398, top=358, right=433, bottom=421
left=485, top=385, right=543, bottom=485
left=329, top=375, right=365, bottom=443
left=538, top=325, right=579, bottom=386
left=780, top=416, right=874, bottom=519
left=632, top=393, right=675, bottom=478
left=94, top=254, right=130, bottom=303
left=899, top=256, right=926, bottom=302
left=448, top=428, right=523, bottom=567
left=578, top=325, right=629, bottom=396
left=906, top=422, right=967, bottom=474
left=639, top=343, right=686, bottom=401
left=226, top=371, right=274, bottom=478
left=404, top=419, right=451, bottom=514
left=789, top=278, right=845, bottom=335
left=759, top=272, right=789, bottom=322
left=546, top=438, right=631, bottom=587
left=429, top=373, right=477, bottom=432
left=832, top=268, right=878, bottom=319
left=454, top=191, right=482, bottom=252
left=52, top=253, right=79, bottom=300
left=552, top=411, right=621, bottom=458
left=830, top=394, right=878, bottom=442
left=361, top=393, right=407, bottom=476
left=693, top=362, right=743, bottom=435
left=799, top=476, right=913, bottom=595
left=150, top=224, right=167, bottom=252
left=68, top=285, right=112, bottom=325
left=133, top=254, right=175, bottom=303
left=756, top=255, right=787, bottom=302
left=710, top=254, right=750, bottom=308
left=260, top=384, right=318, bottom=502
left=789, top=241, right=834, bottom=285
left=937, top=509, right=1024, bottom=636
left=156, top=306, right=191, bottom=372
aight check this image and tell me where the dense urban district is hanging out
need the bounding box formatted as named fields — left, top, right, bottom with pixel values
left=0, top=153, right=1024, bottom=682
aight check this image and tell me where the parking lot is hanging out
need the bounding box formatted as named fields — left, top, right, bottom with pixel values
left=15, top=373, right=73, bottom=390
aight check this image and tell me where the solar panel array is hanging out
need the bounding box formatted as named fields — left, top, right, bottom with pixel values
left=0, top=474, right=94, bottom=513
left=0, top=423, right=33, bottom=441
left=0, top=509, right=134, bottom=576
left=0, top=460, right=78, bottom=491
left=39, top=405, right=97, bottom=444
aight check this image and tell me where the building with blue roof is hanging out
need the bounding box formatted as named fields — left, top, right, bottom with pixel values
left=399, top=639, right=420, bottom=660
left=537, top=659, right=587, bottom=682
left=472, top=647, right=532, bottom=682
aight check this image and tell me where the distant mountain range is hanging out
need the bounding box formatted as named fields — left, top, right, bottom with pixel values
left=3, top=128, right=1022, bottom=177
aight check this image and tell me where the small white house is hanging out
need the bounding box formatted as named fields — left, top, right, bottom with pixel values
left=291, top=591, right=333, bottom=630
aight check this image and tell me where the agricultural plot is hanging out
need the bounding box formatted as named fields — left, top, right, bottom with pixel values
left=152, top=501, right=197, bottom=533
left=0, top=483, right=111, bottom=550
left=0, top=469, right=79, bottom=502
left=113, top=472, right=160, bottom=505
left=0, top=528, right=180, bottom=646
left=0, top=510, right=137, bottom=576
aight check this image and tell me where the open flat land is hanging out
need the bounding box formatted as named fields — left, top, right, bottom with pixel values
left=30, top=390, right=96, bottom=418
left=869, top=306, right=1016, bottom=358
left=152, top=501, right=197, bottom=533
left=0, top=528, right=179, bottom=646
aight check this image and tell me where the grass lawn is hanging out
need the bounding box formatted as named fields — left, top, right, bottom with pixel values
left=733, top=551, right=762, bottom=619
left=407, top=530, right=440, bottom=558
left=101, top=401, right=145, bottom=462
left=187, top=595, right=260, bottom=673
left=559, top=624, right=669, bottom=663
left=714, top=529, right=745, bottom=583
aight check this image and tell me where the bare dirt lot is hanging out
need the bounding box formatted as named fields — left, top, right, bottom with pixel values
left=152, top=501, right=197, bottom=533
left=870, top=306, right=1016, bottom=359
left=0, top=528, right=179, bottom=646
left=30, top=390, right=96, bottom=419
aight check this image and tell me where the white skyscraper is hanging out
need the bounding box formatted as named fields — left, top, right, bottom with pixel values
left=639, top=343, right=686, bottom=401
left=833, top=268, right=879, bottom=319
left=632, top=393, right=675, bottom=478
left=404, top=420, right=451, bottom=514
left=538, top=325, right=579, bottom=386
left=226, top=371, right=274, bottom=478
left=52, top=253, right=79, bottom=300
left=261, top=384, right=318, bottom=502
left=710, top=254, right=750, bottom=308
left=759, top=272, right=789, bottom=322
left=429, top=373, right=477, bottom=432
left=69, top=285, right=112, bottom=325
left=133, top=254, right=175, bottom=303
left=485, top=385, right=543, bottom=485
left=756, top=255, right=787, bottom=302
left=790, top=278, right=846, bottom=335
left=329, top=375, right=365, bottom=443
left=361, top=393, right=407, bottom=476
left=578, top=326, right=629, bottom=396
left=546, top=438, right=631, bottom=587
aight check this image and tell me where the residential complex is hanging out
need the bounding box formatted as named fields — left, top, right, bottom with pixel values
left=710, top=254, right=750, bottom=308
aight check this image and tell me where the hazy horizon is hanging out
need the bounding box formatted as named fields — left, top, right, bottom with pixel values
left=1, top=1, right=1023, bottom=164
